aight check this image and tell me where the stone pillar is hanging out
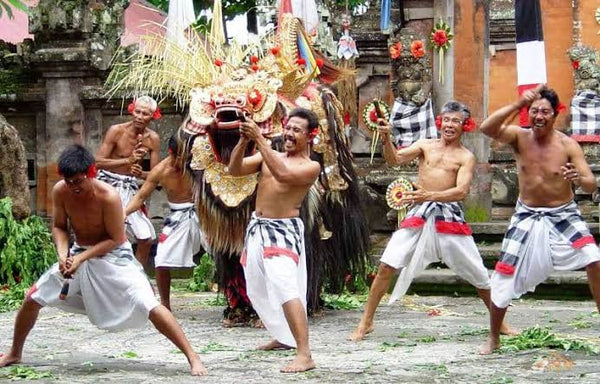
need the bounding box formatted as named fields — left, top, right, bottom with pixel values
left=29, top=0, right=127, bottom=214
left=454, top=0, right=492, bottom=221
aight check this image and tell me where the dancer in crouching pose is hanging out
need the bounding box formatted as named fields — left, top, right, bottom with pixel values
left=0, top=145, right=206, bottom=375
left=349, top=101, right=514, bottom=342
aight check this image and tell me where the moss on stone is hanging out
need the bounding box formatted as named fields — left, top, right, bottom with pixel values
left=464, top=203, right=491, bottom=223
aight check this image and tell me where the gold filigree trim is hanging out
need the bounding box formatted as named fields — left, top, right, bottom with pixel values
left=204, top=162, right=258, bottom=207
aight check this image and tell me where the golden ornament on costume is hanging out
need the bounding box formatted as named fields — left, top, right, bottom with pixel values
left=386, top=177, right=413, bottom=210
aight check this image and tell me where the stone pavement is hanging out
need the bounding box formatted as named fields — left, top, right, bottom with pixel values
left=1, top=291, right=599, bottom=383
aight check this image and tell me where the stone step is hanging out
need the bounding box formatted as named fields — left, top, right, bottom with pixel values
left=408, top=269, right=593, bottom=299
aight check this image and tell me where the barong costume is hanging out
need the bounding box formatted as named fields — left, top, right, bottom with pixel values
left=241, top=213, right=307, bottom=347
left=97, top=169, right=156, bottom=240
left=491, top=200, right=600, bottom=308
left=27, top=242, right=159, bottom=331
left=155, top=202, right=202, bottom=268
left=381, top=201, right=490, bottom=304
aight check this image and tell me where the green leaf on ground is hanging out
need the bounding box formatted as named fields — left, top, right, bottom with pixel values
left=499, top=326, right=600, bottom=355
left=201, top=342, right=235, bottom=353
left=0, top=366, right=53, bottom=380
left=122, top=351, right=138, bottom=358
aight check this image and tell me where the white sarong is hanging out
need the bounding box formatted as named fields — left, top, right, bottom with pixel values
left=29, top=242, right=159, bottom=331
left=155, top=202, right=201, bottom=268
left=241, top=213, right=307, bottom=348
left=491, top=201, right=600, bottom=308
left=381, top=205, right=490, bottom=304
left=97, top=169, right=156, bottom=240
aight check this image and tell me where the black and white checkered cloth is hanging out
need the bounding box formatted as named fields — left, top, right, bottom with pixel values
left=241, top=212, right=305, bottom=266
left=496, top=200, right=593, bottom=275
left=159, top=204, right=196, bottom=243
left=570, top=90, right=600, bottom=142
left=403, top=201, right=466, bottom=225
left=390, top=98, right=437, bottom=148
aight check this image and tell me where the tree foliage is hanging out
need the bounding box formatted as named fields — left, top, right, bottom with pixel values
left=0, top=0, right=28, bottom=20
left=147, top=0, right=256, bottom=21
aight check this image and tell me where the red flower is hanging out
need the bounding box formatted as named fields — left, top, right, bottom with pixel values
left=435, top=115, right=442, bottom=129
left=369, top=109, right=378, bottom=123
left=214, top=59, right=223, bottom=67
left=152, top=107, right=162, bottom=120
left=270, top=46, right=280, bottom=55
left=410, top=40, right=425, bottom=59
left=344, top=111, right=350, bottom=125
left=344, top=274, right=352, bottom=283
left=462, top=117, right=476, bottom=132
left=251, top=64, right=259, bottom=72
left=127, top=101, right=135, bottom=114
left=247, top=89, right=263, bottom=106
left=556, top=102, right=567, bottom=113
left=389, top=42, right=402, bottom=59
left=309, top=127, right=319, bottom=139
left=572, top=60, right=580, bottom=70
left=432, top=30, right=448, bottom=47
left=86, top=164, right=98, bottom=178
left=316, top=58, right=324, bottom=68
left=296, top=58, right=306, bottom=66
left=250, top=55, right=259, bottom=64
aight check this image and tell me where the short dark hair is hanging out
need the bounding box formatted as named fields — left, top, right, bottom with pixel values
left=57, top=145, right=95, bottom=178
left=288, top=108, right=319, bottom=132
left=538, top=87, right=560, bottom=114
left=168, top=134, right=180, bottom=155
left=441, top=101, right=471, bottom=122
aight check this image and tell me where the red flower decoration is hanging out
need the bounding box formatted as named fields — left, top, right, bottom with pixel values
left=251, top=64, right=259, bottom=72
left=462, top=117, right=477, bottom=132
left=152, top=107, right=162, bottom=120
left=270, top=46, right=280, bottom=55
left=214, top=59, right=223, bottom=67
left=435, top=115, right=442, bottom=129
left=86, top=164, right=98, bottom=179
left=389, top=42, right=402, bottom=59
left=343, top=111, right=350, bottom=125
left=309, top=127, right=319, bottom=139
left=556, top=102, right=567, bottom=113
left=369, top=109, right=378, bottom=123
left=410, top=40, right=425, bottom=59
left=432, top=30, right=448, bottom=47
left=127, top=101, right=135, bottom=114
left=316, top=58, right=324, bottom=68
left=247, top=89, right=263, bottom=106
left=250, top=55, right=259, bottom=64
left=572, top=60, right=580, bottom=70
left=296, top=58, right=306, bottom=66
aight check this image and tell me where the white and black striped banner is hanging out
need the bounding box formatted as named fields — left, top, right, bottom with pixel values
left=515, top=0, right=547, bottom=127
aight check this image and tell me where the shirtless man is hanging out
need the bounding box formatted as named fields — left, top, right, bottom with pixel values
left=96, top=96, right=161, bottom=265
left=350, top=101, right=513, bottom=342
left=0, top=145, right=206, bottom=375
left=126, top=135, right=203, bottom=310
left=479, top=85, right=600, bottom=354
left=228, top=108, right=320, bottom=373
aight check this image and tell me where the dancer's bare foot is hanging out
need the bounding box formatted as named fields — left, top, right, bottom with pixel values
left=280, top=354, right=316, bottom=373
left=348, top=323, right=374, bottom=341
left=479, top=337, right=500, bottom=355
left=499, top=323, right=519, bottom=336
left=189, top=355, right=208, bottom=376
left=258, top=339, right=293, bottom=351
left=0, top=353, right=21, bottom=367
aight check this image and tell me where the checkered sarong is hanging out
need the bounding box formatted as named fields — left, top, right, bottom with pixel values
left=496, top=200, right=594, bottom=275
left=390, top=98, right=437, bottom=148
left=400, top=201, right=472, bottom=235
left=569, top=90, right=600, bottom=142
left=240, top=213, right=305, bottom=267
left=158, top=203, right=196, bottom=243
